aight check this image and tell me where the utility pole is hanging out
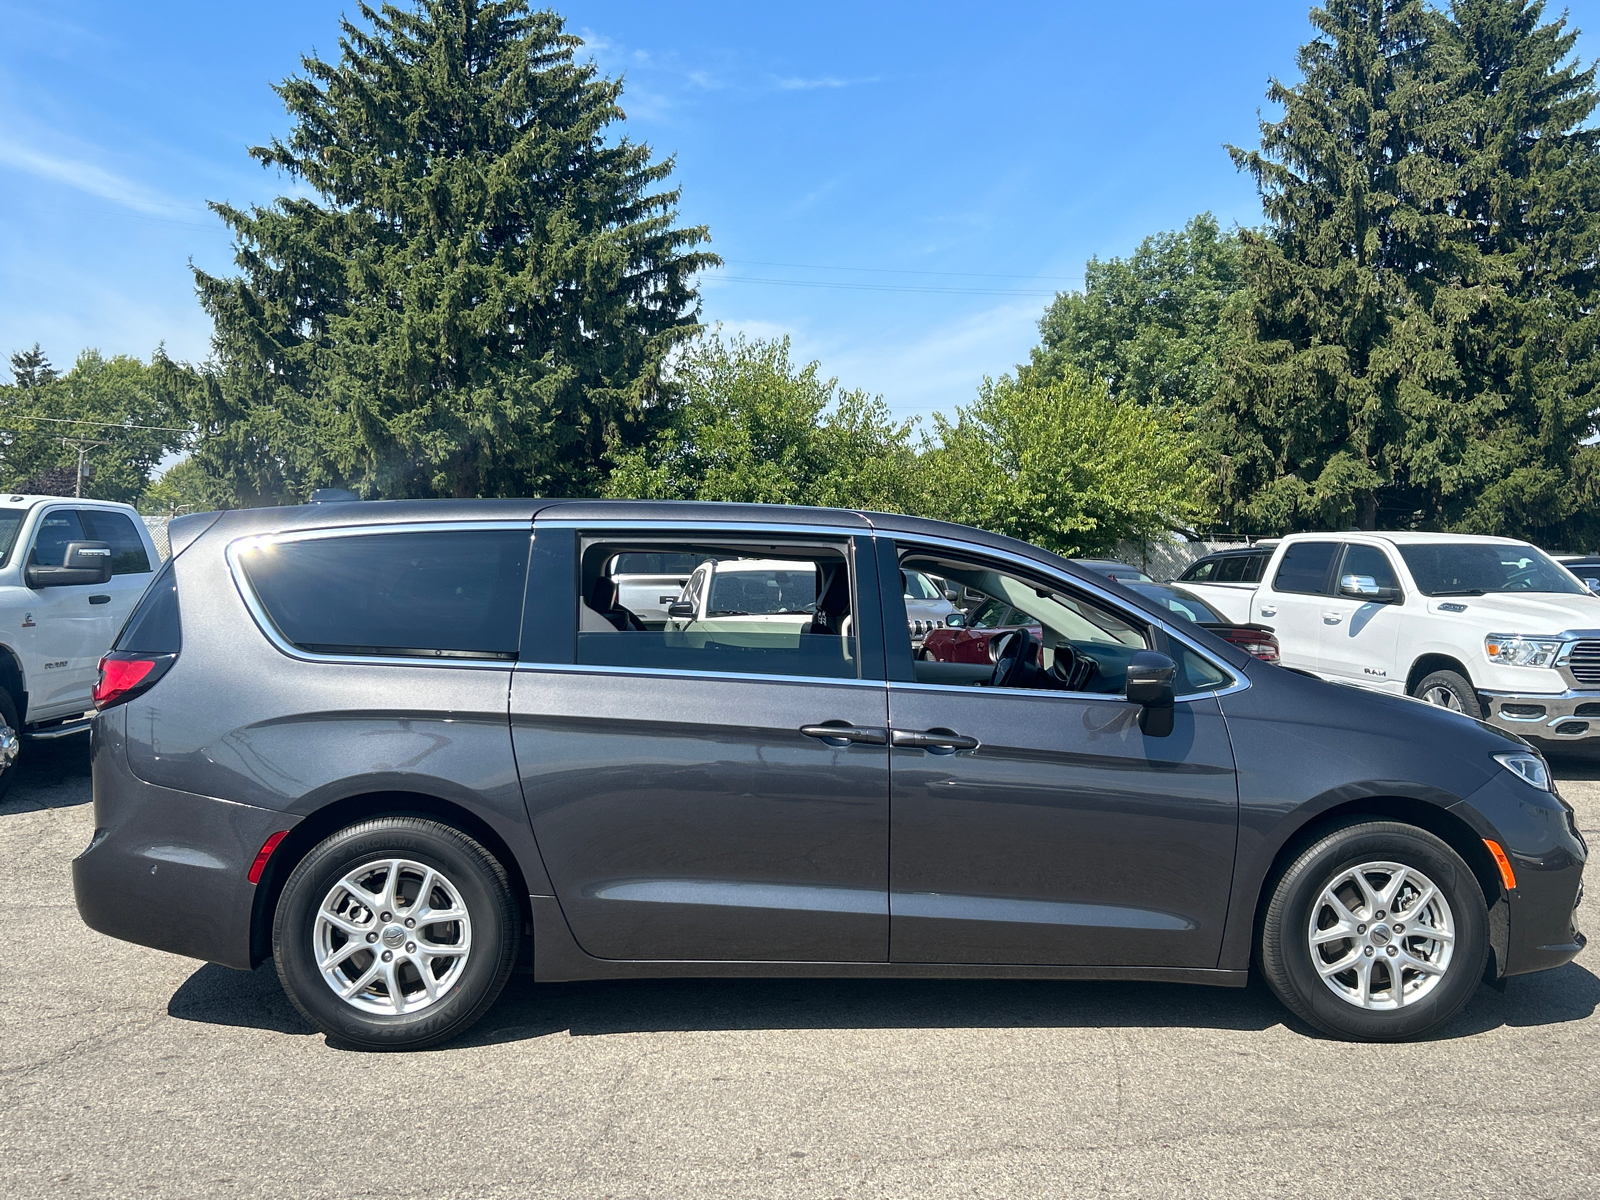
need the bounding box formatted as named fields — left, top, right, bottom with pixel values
left=59, top=438, right=110, bottom=498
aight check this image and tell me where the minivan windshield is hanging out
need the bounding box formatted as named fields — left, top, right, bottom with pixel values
left=1398, top=542, right=1585, bottom=596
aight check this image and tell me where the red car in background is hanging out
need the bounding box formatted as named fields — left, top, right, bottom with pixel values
left=921, top=585, right=1280, bottom=665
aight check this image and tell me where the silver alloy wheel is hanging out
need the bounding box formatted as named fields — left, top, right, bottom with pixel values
left=314, top=858, right=473, bottom=1016
left=1308, top=860, right=1455, bottom=1010
left=1422, top=685, right=1464, bottom=712
left=0, top=720, right=18, bottom=772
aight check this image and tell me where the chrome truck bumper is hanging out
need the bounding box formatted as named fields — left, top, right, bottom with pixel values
left=1481, top=690, right=1600, bottom=741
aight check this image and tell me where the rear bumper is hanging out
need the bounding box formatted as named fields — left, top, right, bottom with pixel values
left=1481, top=689, right=1600, bottom=742
left=72, top=708, right=298, bottom=970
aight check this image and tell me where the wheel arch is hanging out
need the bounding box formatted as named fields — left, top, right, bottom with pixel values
left=1247, top=795, right=1508, bottom=981
left=248, top=790, right=534, bottom=969
left=0, top=641, right=27, bottom=721
left=1406, top=653, right=1474, bottom=697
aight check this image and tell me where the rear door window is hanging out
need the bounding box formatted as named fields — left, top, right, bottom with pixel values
left=1244, top=552, right=1269, bottom=583
left=236, top=529, right=531, bottom=659
left=576, top=537, right=858, bottom=680
left=81, top=510, right=151, bottom=575
left=1272, top=542, right=1339, bottom=595
left=1179, top=559, right=1215, bottom=582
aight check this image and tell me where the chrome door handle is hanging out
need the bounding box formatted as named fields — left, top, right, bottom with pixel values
left=1259, top=605, right=1276, bottom=617
left=1323, top=611, right=1342, bottom=624
left=891, top=727, right=980, bottom=752
left=800, top=723, right=888, bottom=746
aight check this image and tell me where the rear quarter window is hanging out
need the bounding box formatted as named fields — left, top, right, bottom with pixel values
left=1180, top=559, right=1215, bottom=582
left=237, top=529, right=531, bottom=659
left=114, top=561, right=180, bottom=653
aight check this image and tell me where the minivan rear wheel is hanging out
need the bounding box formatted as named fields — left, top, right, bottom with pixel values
left=1260, top=821, right=1488, bottom=1041
left=273, top=817, right=519, bottom=1050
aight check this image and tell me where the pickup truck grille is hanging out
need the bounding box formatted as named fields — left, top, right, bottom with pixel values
left=1567, top=640, right=1600, bottom=684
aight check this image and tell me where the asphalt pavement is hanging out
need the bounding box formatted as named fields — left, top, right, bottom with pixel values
left=4, top=736, right=1600, bottom=1199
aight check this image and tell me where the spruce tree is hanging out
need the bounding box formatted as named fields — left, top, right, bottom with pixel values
left=191, top=1, right=715, bottom=502
left=1434, top=0, right=1600, bottom=543
left=1223, top=0, right=1479, bottom=532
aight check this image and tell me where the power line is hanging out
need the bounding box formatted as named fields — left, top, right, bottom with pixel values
left=1, top=413, right=194, bottom=433
left=709, top=274, right=1059, bottom=298
left=721, top=258, right=1076, bottom=283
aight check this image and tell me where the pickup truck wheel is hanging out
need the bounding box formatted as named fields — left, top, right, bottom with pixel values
left=0, top=688, right=20, bottom=801
left=1260, top=820, right=1488, bottom=1041
left=1410, top=669, right=1482, bottom=719
left=272, top=817, right=520, bottom=1051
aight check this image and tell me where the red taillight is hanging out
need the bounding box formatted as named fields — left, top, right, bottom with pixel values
left=1214, top=627, right=1281, bottom=662
left=94, top=652, right=176, bottom=709
left=248, top=830, right=291, bottom=884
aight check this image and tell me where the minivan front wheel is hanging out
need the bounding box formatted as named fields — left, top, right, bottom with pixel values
left=1260, top=821, right=1488, bottom=1041
left=273, top=817, right=519, bottom=1050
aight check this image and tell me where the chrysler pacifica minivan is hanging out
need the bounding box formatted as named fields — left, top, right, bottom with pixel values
left=73, top=501, right=1585, bottom=1048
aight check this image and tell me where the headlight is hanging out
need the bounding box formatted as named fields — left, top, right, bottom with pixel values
left=1484, top=633, right=1564, bottom=668
left=1494, top=750, right=1552, bottom=791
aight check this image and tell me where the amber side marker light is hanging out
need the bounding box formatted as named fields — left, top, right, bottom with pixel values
left=248, top=831, right=291, bottom=885
left=1484, top=838, right=1518, bottom=891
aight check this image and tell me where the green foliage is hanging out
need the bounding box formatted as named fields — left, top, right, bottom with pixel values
left=191, top=0, right=715, bottom=505
left=138, top=458, right=237, bottom=516
left=0, top=348, right=190, bottom=503
left=916, top=373, right=1215, bottom=557
left=605, top=333, right=919, bottom=512
left=1216, top=0, right=1600, bottom=541
left=1023, top=214, right=1246, bottom=414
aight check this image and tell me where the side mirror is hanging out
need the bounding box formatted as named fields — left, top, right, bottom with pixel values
left=944, top=612, right=967, bottom=630
left=26, top=541, right=113, bottom=589
left=1125, top=650, right=1177, bottom=737
left=1585, top=577, right=1600, bottom=596
left=667, top=600, right=695, bottom=620
left=1339, top=573, right=1400, bottom=603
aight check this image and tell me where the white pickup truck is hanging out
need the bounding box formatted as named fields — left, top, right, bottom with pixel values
left=0, top=496, right=162, bottom=795
left=1177, top=530, right=1600, bottom=746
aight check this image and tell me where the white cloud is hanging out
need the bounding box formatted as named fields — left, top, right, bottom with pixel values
left=775, top=75, right=851, bottom=91
left=0, top=136, right=181, bottom=217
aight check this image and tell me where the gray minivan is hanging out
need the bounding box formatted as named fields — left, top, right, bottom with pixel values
left=74, top=501, right=1585, bottom=1049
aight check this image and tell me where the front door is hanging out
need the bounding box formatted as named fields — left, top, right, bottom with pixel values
left=1319, top=542, right=1404, bottom=690
left=513, top=526, right=891, bottom=962
left=883, top=540, right=1240, bottom=968
left=23, top=507, right=117, bottom=718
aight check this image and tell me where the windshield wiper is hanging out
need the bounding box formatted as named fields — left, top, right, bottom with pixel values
left=1429, top=589, right=1487, bottom=597
left=705, top=609, right=748, bottom=616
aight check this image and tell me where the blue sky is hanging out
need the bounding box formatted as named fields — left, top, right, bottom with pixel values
left=4, top=0, right=1600, bottom=424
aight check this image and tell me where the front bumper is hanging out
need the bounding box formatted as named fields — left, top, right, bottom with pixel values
left=1454, top=770, right=1587, bottom=977
left=72, top=708, right=298, bottom=970
left=1481, top=689, right=1600, bottom=742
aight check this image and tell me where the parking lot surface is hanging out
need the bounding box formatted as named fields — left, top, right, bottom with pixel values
left=4, top=740, right=1600, bottom=1199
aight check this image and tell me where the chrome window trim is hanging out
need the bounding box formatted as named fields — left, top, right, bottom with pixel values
left=226, top=521, right=533, bottom=669
left=512, top=661, right=882, bottom=689
left=883, top=530, right=1249, bottom=700
left=537, top=518, right=870, bottom=540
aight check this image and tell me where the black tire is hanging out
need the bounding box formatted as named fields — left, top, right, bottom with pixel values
left=273, top=817, right=519, bottom=1051
left=0, top=687, right=21, bottom=803
left=1260, top=821, right=1488, bottom=1041
left=1410, top=668, right=1482, bottom=719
